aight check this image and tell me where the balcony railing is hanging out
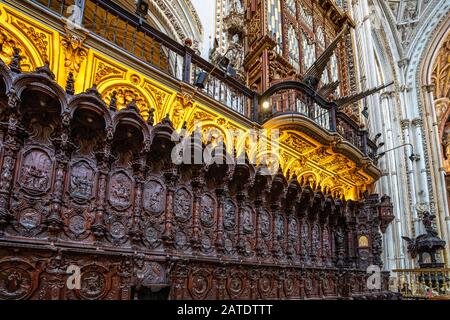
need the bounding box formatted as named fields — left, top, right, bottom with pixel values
left=27, top=0, right=376, bottom=161
left=393, top=268, right=450, bottom=299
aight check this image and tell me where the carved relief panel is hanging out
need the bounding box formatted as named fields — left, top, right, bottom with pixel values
left=239, top=206, right=255, bottom=257
left=142, top=177, right=166, bottom=249
left=199, top=193, right=216, bottom=254
left=173, top=187, right=193, bottom=251
left=257, top=209, right=272, bottom=259
left=105, top=170, right=134, bottom=244
left=18, top=148, right=53, bottom=196
left=223, top=199, right=237, bottom=256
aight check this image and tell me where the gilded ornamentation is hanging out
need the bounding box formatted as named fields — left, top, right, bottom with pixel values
left=12, top=20, right=49, bottom=62
left=61, top=35, right=87, bottom=78
left=94, top=61, right=122, bottom=84
left=171, top=96, right=192, bottom=129
left=101, top=86, right=149, bottom=114
left=146, top=83, right=168, bottom=118
left=432, top=33, right=450, bottom=135
left=0, top=28, right=32, bottom=71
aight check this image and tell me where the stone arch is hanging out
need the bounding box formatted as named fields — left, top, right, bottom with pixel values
left=418, top=13, right=450, bottom=266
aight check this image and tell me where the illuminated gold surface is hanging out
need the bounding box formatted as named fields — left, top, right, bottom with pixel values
left=0, top=2, right=379, bottom=200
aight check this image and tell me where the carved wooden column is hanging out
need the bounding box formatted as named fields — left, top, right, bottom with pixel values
left=46, top=112, right=74, bottom=238
left=191, top=170, right=204, bottom=251
left=271, top=202, right=283, bottom=258
left=91, top=126, right=114, bottom=241
left=335, top=225, right=346, bottom=267
left=215, top=186, right=225, bottom=253
left=285, top=198, right=296, bottom=260
left=213, top=267, right=227, bottom=299
left=171, top=263, right=188, bottom=299
left=254, top=195, right=263, bottom=256
left=236, top=187, right=246, bottom=255
left=162, top=167, right=177, bottom=246
left=347, top=218, right=357, bottom=268
left=129, top=144, right=149, bottom=245
left=0, top=91, right=24, bottom=233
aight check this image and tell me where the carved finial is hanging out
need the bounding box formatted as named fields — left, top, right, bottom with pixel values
left=290, top=173, right=298, bottom=183
left=147, top=108, right=155, bottom=126
left=126, top=99, right=140, bottom=113
left=109, top=90, right=117, bottom=111
left=36, top=61, right=55, bottom=80
left=65, top=72, right=75, bottom=95
left=9, top=47, right=22, bottom=73
left=86, top=84, right=101, bottom=98
left=7, top=88, right=20, bottom=110
left=161, top=113, right=173, bottom=127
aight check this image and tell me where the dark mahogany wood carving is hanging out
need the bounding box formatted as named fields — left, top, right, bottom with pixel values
left=0, top=61, right=393, bottom=300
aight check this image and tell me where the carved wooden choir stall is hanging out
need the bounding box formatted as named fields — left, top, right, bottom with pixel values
left=0, top=59, right=394, bottom=300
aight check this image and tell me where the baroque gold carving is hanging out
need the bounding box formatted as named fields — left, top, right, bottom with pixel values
left=94, top=61, right=123, bottom=84
left=12, top=20, right=49, bottom=62
left=432, top=33, right=450, bottom=127
left=146, top=83, right=169, bottom=120
left=0, top=27, right=33, bottom=71
left=171, top=95, right=193, bottom=129
left=61, top=35, right=87, bottom=78
left=102, top=86, right=149, bottom=114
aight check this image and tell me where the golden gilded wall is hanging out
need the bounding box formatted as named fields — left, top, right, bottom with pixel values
left=0, top=2, right=379, bottom=200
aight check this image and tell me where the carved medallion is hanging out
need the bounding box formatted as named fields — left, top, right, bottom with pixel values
left=284, top=275, right=295, bottom=296
left=19, top=208, right=40, bottom=230
left=110, top=222, right=126, bottom=239
left=108, top=172, right=132, bottom=210
left=259, top=210, right=271, bottom=237
left=19, top=149, right=52, bottom=194
left=68, top=215, right=85, bottom=235
left=70, top=161, right=95, bottom=201
left=200, top=194, right=215, bottom=227
left=223, top=200, right=236, bottom=230
left=175, top=231, right=187, bottom=249
left=224, top=237, right=233, bottom=253
left=80, top=271, right=106, bottom=299
left=258, top=275, right=272, bottom=295
left=145, top=227, right=158, bottom=245
left=242, top=207, right=253, bottom=233
left=227, top=273, right=245, bottom=297
left=143, top=180, right=165, bottom=215
left=173, top=188, right=192, bottom=221
left=0, top=268, right=32, bottom=299
left=190, top=271, right=210, bottom=299
left=244, top=240, right=252, bottom=256
left=201, top=236, right=212, bottom=251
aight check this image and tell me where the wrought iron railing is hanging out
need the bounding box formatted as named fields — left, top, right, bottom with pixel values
left=266, top=89, right=332, bottom=131
left=393, top=268, right=450, bottom=299
left=26, top=0, right=376, bottom=161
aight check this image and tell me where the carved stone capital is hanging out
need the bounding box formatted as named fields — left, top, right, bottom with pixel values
left=400, top=119, right=410, bottom=129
